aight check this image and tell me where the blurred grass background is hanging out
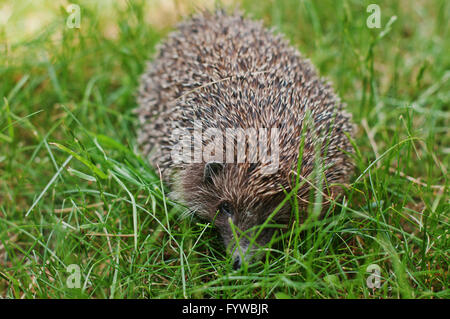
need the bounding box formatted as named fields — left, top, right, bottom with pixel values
left=0, top=0, right=448, bottom=298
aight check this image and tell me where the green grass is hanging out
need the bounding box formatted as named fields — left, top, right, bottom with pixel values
left=0, top=0, right=448, bottom=299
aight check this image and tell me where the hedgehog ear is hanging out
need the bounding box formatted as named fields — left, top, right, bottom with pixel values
left=203, top=161, right=224, bottom=184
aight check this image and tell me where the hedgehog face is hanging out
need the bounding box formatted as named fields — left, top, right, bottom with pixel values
left=180, top=161, right=290, bottom=269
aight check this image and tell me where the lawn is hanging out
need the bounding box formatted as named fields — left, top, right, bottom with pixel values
left=0, top=0, right=448, bottom=298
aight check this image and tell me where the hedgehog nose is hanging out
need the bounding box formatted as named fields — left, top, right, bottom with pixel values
left=233, top=256, right=241, bottom=270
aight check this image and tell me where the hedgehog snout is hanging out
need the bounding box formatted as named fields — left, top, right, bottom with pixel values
left=224, top=218, right=276, bottom=270
left=230, top=241, right=249, bottom=270
left=232, top=255, right=242, bottom=270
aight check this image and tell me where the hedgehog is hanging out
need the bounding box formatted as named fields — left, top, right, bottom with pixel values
left=136, top=10, right=355, bottom=269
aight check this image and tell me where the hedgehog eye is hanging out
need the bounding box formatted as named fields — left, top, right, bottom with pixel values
left=218, top=202, right=233, bottom=216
